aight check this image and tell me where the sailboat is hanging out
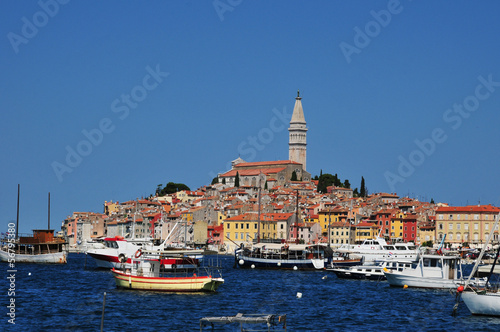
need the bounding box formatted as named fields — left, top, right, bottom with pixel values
left=0, top=186, right=68, bottom=264
left=235, top=188, right=333, bottom=270
left=457, top=213, right=500, bottom=316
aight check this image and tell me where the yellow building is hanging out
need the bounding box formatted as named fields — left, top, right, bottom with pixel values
left=390, top=213, right=405, bottom=241
left=318, top=207, right=349, bottom=234
left=329, top=222, right=355, bottom=246
left=355, top=221, right=378, bottom=243
left=436, top=205, right=500, bottom=247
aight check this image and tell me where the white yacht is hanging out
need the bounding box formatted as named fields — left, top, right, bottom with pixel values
left=336, top=237, right=419, bottom=262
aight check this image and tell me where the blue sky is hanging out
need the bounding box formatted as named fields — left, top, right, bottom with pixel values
left=2, top=0, right=500, bottom=233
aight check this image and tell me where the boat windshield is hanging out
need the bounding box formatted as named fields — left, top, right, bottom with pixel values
left=105, top=241, right=118, bottom=249
left=383, top=246, right=396, bottom=250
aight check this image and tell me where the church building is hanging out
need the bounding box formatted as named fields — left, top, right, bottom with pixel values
left=218, top=91, right=311, bottom=187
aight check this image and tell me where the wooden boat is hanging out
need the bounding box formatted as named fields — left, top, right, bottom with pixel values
left=235, top=243, right=333, bottom=270
left=111, top=249, right=223, bottom=292
left=0, top=187, right=67, bottom=264
left=0, top=229, right=67, bottom=264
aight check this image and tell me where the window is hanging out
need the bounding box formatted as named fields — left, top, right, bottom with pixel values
left=456, top=214, right=460, bottom=220
left=485, top=223, right=489, bottom=230
left=449, top=214, right=453, bottom=220
left=439, top=215, right=443, bottom=220
left=474, top=223, right=479, bottom=230
left=465, top=224, right=469, bottom=230
left=485, top=215, right=489, bottom=220
left=246, top=223, right=249, bottom=229
left=227, top=224, right=230, bottom=229
left=457, top=224, right=460, bottom=230
left=449, top=224, right=453, bottom=230
left=474, top=215, right=479, bottom=220
left=235, top=224, right=238, bottom=229
left=240, top=232, right=243, bottom=239
left=241, top=223, right=244, bottom=229
left=438, top=224, right=443, bottom=230
left=254, top=224, right=257, bottom=229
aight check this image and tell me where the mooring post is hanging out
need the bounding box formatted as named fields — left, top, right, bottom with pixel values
left=100, top=292, right=106, bottom=332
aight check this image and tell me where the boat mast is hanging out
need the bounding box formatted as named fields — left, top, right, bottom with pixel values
left=295, top=189, right=299, bottom=243
left=48, top=192, right=51, bottom=230
left=257, top=180, right=261, bottom=244
left=16, top=184, right=20, bottom=239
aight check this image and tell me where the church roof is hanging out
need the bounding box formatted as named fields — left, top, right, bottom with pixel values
left=290, top=91, right=306, bottom=124
left=234, top=160, right=301, bottom=168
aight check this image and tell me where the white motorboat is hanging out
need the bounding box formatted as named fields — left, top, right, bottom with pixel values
left=336, top=237, right=419, bottom=263
left=383, top=253, right=486, bottom=289
left=328, top=259, right=414, bottom=280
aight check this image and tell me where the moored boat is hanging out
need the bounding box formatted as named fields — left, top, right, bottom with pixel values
left=336, top=237, right=419, bottom=263
left=111, top=249, right=223, bottom=292
left=383, top=253, right=486, bottom=289
left=328, top=259, right=414, bottom=281
left=235, top=242, right=333, bottom=270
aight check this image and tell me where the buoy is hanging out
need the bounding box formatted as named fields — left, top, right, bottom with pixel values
left=277, top=262, right=281, bottom=267
left=296, top=292, right=302, bottom=298
left=293, top=266, right=298, bottom=271
left=251, top=264, right=255, bottom=269
left=457, top=285, right=464, bottom=293
left=383, top=267, right=389, bottom=273
left=403, top=285, right=408, bottom=289
left=28, top=272, right=31, bottom=276
left=322, top=276, right=327, bottom=280
left=238, top=259, right=244, bottom=265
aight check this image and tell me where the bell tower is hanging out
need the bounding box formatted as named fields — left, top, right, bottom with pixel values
left=288, top=90, right=308, bottom=170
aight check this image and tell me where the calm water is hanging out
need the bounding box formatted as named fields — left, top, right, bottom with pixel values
left=2, top=254, right=500, bottom=331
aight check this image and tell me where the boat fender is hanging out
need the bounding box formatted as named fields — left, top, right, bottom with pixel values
left=134, top=249, right=142, bottom=258
left=119, top=253, right=127, bottom=263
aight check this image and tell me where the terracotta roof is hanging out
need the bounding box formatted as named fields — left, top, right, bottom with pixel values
left=234, top=160, right=301, bottom=167
left=436, top=205, right=500, bottom=213
left=219, top=167, right=287, bottom=177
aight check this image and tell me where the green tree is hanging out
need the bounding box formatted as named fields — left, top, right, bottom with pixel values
left=422, top=240, right=433, bottom=247
left=264, top=180, right=268, bottom=190
left=211, top=177, right=218, bottom=185
left=430, top=198, right=435, bottom=204
left=353, top=188, right=359, bottom=197
left=158, top=182, right=190, bottom=196
left=343, top=179, right=351, bottom=189
left=291, top=171, right=298, bottom=181
left=360, top=176, right=367, bottom=197
left=235, top=172, right=240, bottom=187
left=222, top=178, right=226, bottom=185
left=317, top=172, right=337, bottom=193
left=156, top=184, right=162, bottom=195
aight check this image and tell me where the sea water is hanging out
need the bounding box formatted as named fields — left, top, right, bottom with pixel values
left=2, top=254, right=500, bottom=331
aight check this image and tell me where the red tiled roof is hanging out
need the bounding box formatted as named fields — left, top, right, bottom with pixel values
left=436, top=205, right=500, bottom=213
left=234, top=160, right=301, bottom=167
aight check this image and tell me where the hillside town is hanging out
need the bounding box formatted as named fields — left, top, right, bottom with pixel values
left=60, top=92, right=500, bottom=253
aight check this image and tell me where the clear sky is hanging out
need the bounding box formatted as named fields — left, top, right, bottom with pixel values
left=2, top=0, right=500, bottom=233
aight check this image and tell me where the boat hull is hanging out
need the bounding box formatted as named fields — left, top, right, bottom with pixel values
left=384, top=272, right=461, bottom=289
left=236, top=255, right=325, bottom=270
left=461, top=291, right=500, bottom=316
left=329, top=267, right=385, bottom=280
left=112, top=269, right=223, bottom=292
left=0, top=249, right=66, bottom=264
left=87, top=252, right=199, bottom=271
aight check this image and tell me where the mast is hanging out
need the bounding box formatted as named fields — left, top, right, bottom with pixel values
left=48, top=192, right=51, bottom=230
left=257, top=182, right=261, bottom=244
left=295, top=189, right=299, bottom=243
left=16, top=184, right=20, bottom=239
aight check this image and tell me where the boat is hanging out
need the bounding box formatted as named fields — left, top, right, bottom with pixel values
left=200, top=313, right=287, bottom=331
left=328, top=251, right=363, bottom=268
left=456, top=213, right=500, bottom=316
left=111, top=249, right=224, bottom=292
left=328, top=259, right=414, bottom=280
left=86, top=236, right=200, bottom=271
left=235, top=242, right=333, bottom=270
left=336, top=237, right=420, bottom=263
left=383, top=253, right=487, bottom=289
left=0, top=187, right=68, bottom=264
left=0, top=229, right=68, bottom=264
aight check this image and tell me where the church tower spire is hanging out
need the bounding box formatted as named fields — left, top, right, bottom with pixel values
left=288, top=90, right=308, bottom=170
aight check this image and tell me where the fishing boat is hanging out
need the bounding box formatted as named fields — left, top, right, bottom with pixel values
left=456, top=213, right=500, bottom=316
left=111, top=249, right=224, bottom=292
left=383, top=253, right=487, bottom=289
left=336, top=237, right=419, bottom=263
left=86, top=236, right=200, bottom=271
left=328, top=259, right=414, bottom=280
left=0, top=187, right=68, bottom=264
left=235, top=242, right=333, bottom=270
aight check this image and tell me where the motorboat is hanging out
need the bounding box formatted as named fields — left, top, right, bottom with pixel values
left=383, top=253, right=487, bottom=289
left=336, top=237, right=419, bottom=263
left=328, top=259, right=414, bottom=280
left=111, top=249, right=223, bottom=292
